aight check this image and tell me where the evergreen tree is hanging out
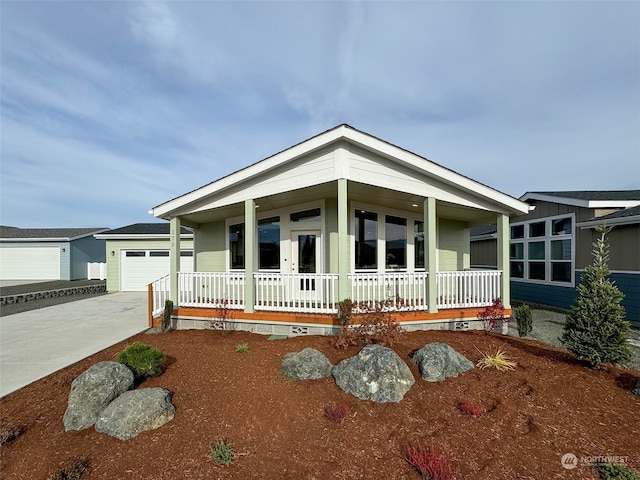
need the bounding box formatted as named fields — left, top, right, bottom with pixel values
left=561, top=225, right=632, bottom=368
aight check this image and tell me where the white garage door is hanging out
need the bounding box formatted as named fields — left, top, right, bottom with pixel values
left=0, top=246, right=61, bottom=280
left=120, top=250, right=194, bottom=291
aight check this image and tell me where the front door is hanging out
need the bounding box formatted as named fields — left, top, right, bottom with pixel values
left=291, top=230, right=322, bottom=300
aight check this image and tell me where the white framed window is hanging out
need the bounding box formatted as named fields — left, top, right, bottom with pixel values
left=510, top=214, right=574, bottom=286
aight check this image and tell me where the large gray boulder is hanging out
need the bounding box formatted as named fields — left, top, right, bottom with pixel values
left=63, top=361, right=134, bottom=431
left=95, top=387, right=175, bottom=440
left=412, top=343, right=474, bottom=382
left=333, top=344, right=415, bottom=403
left=281, top=348, right=334, bottom=380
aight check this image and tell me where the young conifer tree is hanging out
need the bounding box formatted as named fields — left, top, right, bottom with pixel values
left=560, top=225, right=632, bottom=368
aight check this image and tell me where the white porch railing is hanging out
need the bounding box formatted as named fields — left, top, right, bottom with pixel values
left=254, top=273, right=339, bottom=314
left=178, top=272, right=245, bottom=309
left=150, top=270, right=502, bottom=318
left=437, top=270, right=502, bottom=308
left=150, top=275, right=171, bottom=317
left=348, top=272, right=429, bottom=311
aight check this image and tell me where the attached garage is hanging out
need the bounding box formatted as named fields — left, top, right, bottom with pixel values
left=120, top=250, right=194, bottom=291
left=95, top=223, right=194, bottom=292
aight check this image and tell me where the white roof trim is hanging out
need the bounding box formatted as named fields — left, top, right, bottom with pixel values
left=577, top=215, right=640, bottom=229
left=520, top=192, right=640, bottom=209
left=93, top=233, right=194, bottom=240
left=152, top=125, right=530, bottom=219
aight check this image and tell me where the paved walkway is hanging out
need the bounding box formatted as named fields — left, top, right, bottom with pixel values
left=0, top=292, right=149, bottom=397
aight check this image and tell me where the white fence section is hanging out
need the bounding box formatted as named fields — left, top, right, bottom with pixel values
left=254, top=273, right=339, bottom=313
left=348, top=272, right=429, bottom=311
left=437, top=270, right=502, bottom=309
left=178, top=272, right=245, bottom=310
left=87, top=262, right=106, bottom=280
left=150, top=275, right=171, bottom=317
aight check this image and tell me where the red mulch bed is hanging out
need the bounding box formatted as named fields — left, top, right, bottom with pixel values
left=1, top=329, right=638, bottom=479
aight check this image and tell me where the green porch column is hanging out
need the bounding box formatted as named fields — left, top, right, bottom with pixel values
left=169, top=216, right=181, bottom=306
left=424, top=197, right=438, bottom=313
left=244, top=199, right=256, bottom=313
left=496, top=213, right=511, bottom=309
left=337, top=178, right=349, bottom=301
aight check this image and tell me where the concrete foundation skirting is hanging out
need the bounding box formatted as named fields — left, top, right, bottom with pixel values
left=170, top=315, right=493, bottom=337
left=0, top=285, right=107, bottom=307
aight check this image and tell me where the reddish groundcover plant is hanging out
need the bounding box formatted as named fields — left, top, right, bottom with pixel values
left=457, top=400, right=483, bottom=417
left=406, top=443, right=455, bottom=480
left=324, top=403, right=349, bottom=423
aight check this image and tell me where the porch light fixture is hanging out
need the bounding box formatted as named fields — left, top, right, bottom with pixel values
left=110, top=251, right=115, bottom=257
left=411, top=204, right=419, bottom=208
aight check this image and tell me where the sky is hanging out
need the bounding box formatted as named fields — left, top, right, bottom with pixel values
left=1, top=1, right=639, bottom=229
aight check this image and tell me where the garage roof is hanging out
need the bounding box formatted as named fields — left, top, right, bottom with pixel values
left=0, top=226, right=109, bottom=242
left=94, top=223, right=193, bottom=239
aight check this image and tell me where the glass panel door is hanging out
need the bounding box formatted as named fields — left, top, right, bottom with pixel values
left=292, top=230, right=321, bottom=296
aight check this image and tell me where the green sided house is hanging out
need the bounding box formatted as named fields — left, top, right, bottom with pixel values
left=149, top=124, right=531, bottom=334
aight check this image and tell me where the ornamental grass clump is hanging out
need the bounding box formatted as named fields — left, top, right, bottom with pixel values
left=47, top=457, right=90, bottom=480
left=235, top=343, right=249, bottom=354
left=116, top=342, right=166, bottom=381
left=475, top=346, right=516, bottom=371
left=324, top=403, right=349, bottom=423
left=406, top=443, right=455, bottom=480
left=0, top=423, right=27, bottom=446
left=209, top=439, right=234, bottom=467
left=457, top=400, right=483, bottom=418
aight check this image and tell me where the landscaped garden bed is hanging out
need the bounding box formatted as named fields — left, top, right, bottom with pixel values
left=1, top=328, right=638, bottom=479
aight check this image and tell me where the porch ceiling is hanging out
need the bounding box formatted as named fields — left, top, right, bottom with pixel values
left=178, top=180, right=499, bottom=228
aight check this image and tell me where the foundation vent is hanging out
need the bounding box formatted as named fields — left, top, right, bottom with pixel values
left=453, top=321, right=470, bottom=331
left=291, top=326, right=309, bottom=336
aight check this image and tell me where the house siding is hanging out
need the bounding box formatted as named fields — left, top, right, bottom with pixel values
left=438, top=219, right=470, bottom=271
left=194, top=221, right=226, bottom=272
left=578, top=223, right=640, bottom=271
left=470, top=238, right=497, bottom=268
left=104, top=238, right=194, bottom=291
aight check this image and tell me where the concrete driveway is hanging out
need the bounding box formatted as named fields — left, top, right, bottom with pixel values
left=0, top=292, right=149, bottom=397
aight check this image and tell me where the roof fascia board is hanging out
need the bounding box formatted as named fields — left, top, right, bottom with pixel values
left=577, top=215, right=640, bottom=229
left=520, top=192, right=640, bottom=209
left=93, top=234, right=194, bottom=240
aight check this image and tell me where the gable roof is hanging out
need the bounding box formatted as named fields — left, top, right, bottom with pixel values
left=0, top=226, right=109, bottom=242
left=577, top=205, right=640, bottom=229
left=520, top=190, right=640, bottom=209
left=94, top=223, right=193, bottom=239
left=151, top=124, right=531, bottom=221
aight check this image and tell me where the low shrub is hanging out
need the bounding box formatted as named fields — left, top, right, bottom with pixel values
left=593, top=462, right=640, bottom=480
left=457, top=400, right=483, bottom=417
left=0, top=423, right=27, bottom=446
left=477, top=298, right=508, bottom=333
left=331, top=298, right=404, bottom=349
left=324, top=403, right=349, bottom=423
left=116, top=342, right=166, bottom=381
left=161, top=299, right=173, bottom=332
left=514, top=304, right=532, bottom=338
left=209, top=439, right=234, bottom=467
left=235, top=343, right=249, bottom=354
left=47, top=457, right=90, bottom=480
left=406, top=443, right=455, bottom=480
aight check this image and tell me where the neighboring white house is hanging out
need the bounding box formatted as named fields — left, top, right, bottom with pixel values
left=147, top=124, right=531, bottom=334
left=0, top=226, right=108, bottom=281
left=94, top=223, right=194, bottom=292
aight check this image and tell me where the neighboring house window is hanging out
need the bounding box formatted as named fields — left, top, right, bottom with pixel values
left=355, top=210, right=377, bottom=269
left=229, top=223, right=245, bottom=269
left=510, top=215, right=574, bottom=285
left=258, top=216, right=280, bottom=270
left=385, top=215, right=407, bottom=269
left=414, top=221, right=425, bottom=269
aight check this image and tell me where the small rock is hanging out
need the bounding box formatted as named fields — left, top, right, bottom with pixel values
left=412, top=343, right=474, bottom=382
left=281, top=348, right=334, bottom=380
left=63, top=361, right=134, bottom=431
left=333, top=344, right=415, bottom=403
left=95, top=387, right=175, bottom=440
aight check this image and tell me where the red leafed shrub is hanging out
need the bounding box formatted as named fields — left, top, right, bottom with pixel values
left=324, top=403, right=349, bottom=423
left=406, top=443, right=455, bottom=480
left=457, top=400, right=483, bottom=417
left=477, top=298, right=508, bottom=333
